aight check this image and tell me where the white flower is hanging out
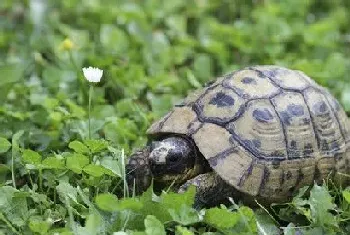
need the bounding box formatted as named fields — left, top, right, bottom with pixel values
left=82, top=66, right=103, bottom=83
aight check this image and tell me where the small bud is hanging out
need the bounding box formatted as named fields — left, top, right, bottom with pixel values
left=59, top=38, right=75, bottom=51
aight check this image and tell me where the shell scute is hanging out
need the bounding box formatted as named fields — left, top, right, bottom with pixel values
left=324, top=90, right=350, bottom=144
left=253, top=65, right=310, bottom=90
left=208, top=146, right=263, bottom=196
left=238, top=162, right=265, bottom=196
left=194, top=86, right=245, bottom=125
left=315, top=157, right=335, bottom=182
left=259, top=158, right=315, bottom=198
left=303, top=88, right=345, bottom=156
left=180, top=88, right=204, bottom=106
left=271, top=92, right=318, bottom=159
left=192, top=123, right=236, bottom=159
left=222, top=68, right=280, bottom=99
left=227, top=99, right=287, bottom=160
left=147, top=106, right=197, bottom=135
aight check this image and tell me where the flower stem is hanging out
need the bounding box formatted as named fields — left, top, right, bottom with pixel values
left=88, top=85, right=93, bottom=139
left=11, top=148, right=16, bottom=189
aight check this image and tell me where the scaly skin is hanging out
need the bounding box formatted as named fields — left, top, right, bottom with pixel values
left=178, top=172, right=228, bottom=207
left=178, top=172, right=263, bottom=208
left=125, top=146, right=152, bottom=195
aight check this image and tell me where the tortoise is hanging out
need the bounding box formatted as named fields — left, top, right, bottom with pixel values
left=126, top=65, right=350, bottom=207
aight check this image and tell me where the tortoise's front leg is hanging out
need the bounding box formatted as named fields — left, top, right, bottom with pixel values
left=179, top=172, right=231, bottom=208
left=125, top=146, right=152, bottom=195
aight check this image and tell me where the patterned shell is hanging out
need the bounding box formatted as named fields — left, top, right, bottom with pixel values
left=147, top=65, right=350, bottom=201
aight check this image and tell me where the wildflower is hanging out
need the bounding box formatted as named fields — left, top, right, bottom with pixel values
left=59, top=38, right=75, bottom=51
left=82, top=66, right=104, bottom=140
left=82, top=66, right=103, bottom=83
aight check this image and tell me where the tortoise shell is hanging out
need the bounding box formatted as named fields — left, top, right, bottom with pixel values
left=147, top=65, right=350, bottom=200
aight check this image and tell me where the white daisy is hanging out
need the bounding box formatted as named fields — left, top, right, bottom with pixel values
left=82, top=66, right=103, bottom=83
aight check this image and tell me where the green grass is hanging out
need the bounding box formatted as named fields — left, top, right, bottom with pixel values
left=1, top=0, right=350, bottom=234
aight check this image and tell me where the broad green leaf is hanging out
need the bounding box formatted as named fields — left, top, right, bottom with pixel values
left=0, top=63, right=25, bottom=104
left=96, top=194, right=142, bottom=212
left=29, top=217, right=51, bottom=235
left=56, top=181, right=78, bottom=204
left=66, top=153, right=89, bottom=174
left=100, top=24, right=129, bottom=53
left=136, top=186, right=197, bottom=226
left=168, top=204, right=200, bottom=225
left=41, top=156, right=65, bottom=169
left=11, top=130, right=24, bottom=151
left=193, top=54, right=212, bottom=83
left=64, top=99, right=86, bottom=119
left=255, top=210, right=280, bottom=235
left=0, top=186, right=29, bottom=227
left=11, top=130, right=24, bottom=187
left=0, top=63, right=25, bottom=86
left=147, top=93, right=180, bottom=119
left=83, top=164, right=114, bottom=177
left=308, top=184, right=336, bottom=227
left=324, top=53, right=346, bottom=79
left=22, top=149, right=42, bottom=166
left=342, top=189, right=350, bottom=204
left=161, top=185, right=196, bottom=210
left=117, top=197, right=143, bottom=211
left=95, top=193, right=119, bottom=212
left=283, top=223, right=301, bottom=235
left=139, top=187, right=172, bottom=223
left=175, top=226, right=194, bottom=235
left=144, top=31, right=171, bottom=74
left=204, top=207, right=239, bottom=229
left=42, top=66, right=77, bottom=95
left=103, top=119, right=140, bottom=150
left=100, top=156, right=122, bottom=177
left=144, top=215, right=166, bottom=235
left=0, top=137, right=11, bottom=153
left=0, top=164, right=10, bottom=183
left=76, top=212, right=104, bottom=235
left=341, top=88, right=350, bottom=112
left=84, top=139, right=108, bottom=153
left=68, top=140, right=90, bottom=154
left=236, top=206, right=257, bottom=233
left=43, top=98, right=60, bottom=110
left=27, top=191, right=50, bottom=208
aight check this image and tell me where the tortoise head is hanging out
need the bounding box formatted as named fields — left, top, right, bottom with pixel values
left=126, top=136, right=204, bottom=193
left=149, top=136, right=199, bottom=183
